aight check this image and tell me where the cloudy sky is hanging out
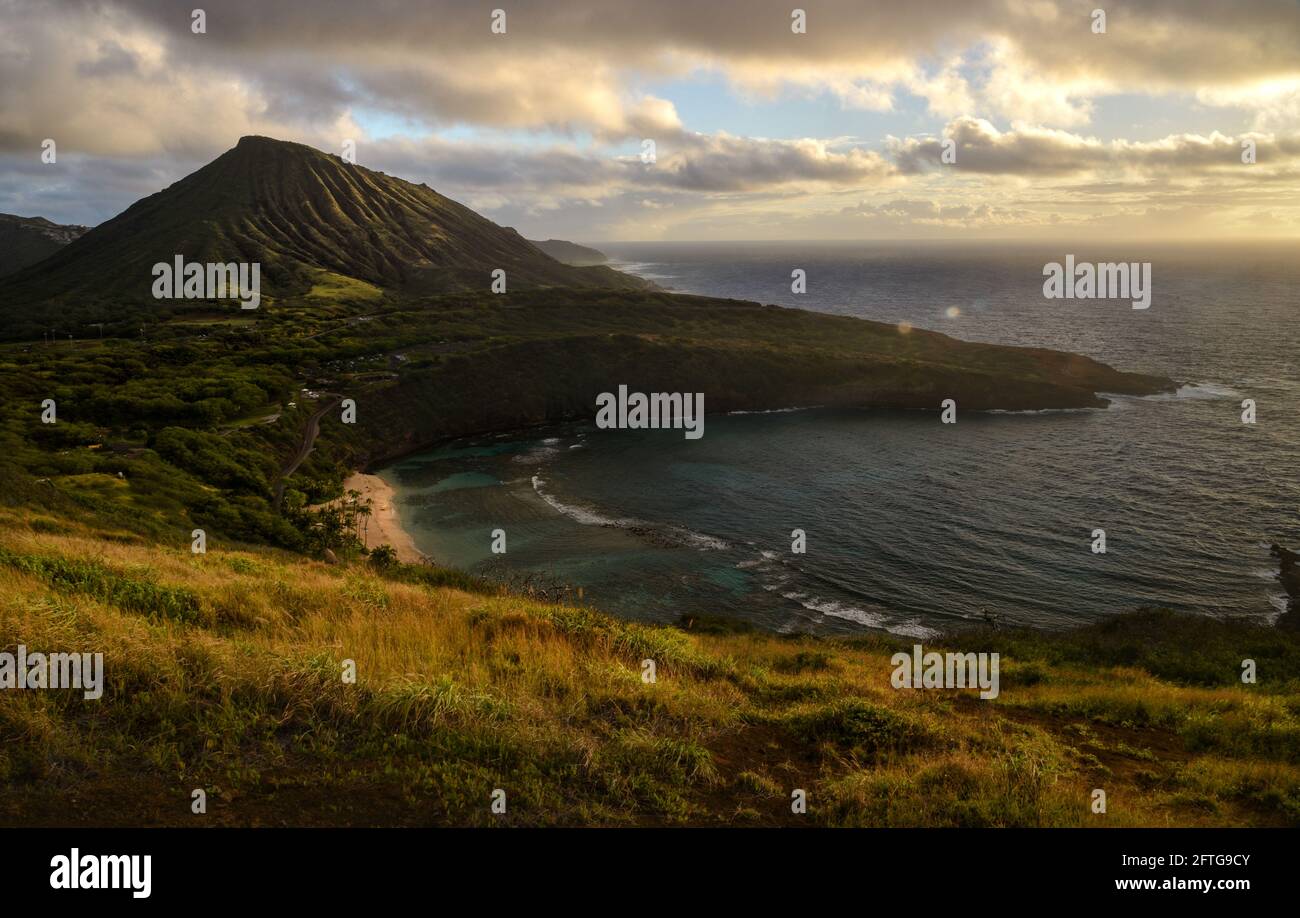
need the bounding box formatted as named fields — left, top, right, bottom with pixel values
left=2, top=0, right=1298, bottom=240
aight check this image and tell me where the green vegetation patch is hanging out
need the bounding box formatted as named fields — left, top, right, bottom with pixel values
left=0, top=547, right=201, bottom=623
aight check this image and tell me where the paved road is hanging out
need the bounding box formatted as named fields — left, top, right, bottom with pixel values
left=273, top=394, right=342, bottom=506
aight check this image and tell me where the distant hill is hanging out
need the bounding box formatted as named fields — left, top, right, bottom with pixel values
left=527, top=239, right=609, bottom=266
left=0, top=136, right=648, bottom=337
left=0, top=214, right=87, bottom=278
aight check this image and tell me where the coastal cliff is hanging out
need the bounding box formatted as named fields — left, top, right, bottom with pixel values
left=339, top=292, right=1175, bottom=468
left=1273, top=544, right=1300, bottom=630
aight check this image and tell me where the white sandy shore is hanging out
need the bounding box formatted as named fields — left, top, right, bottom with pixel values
left=344, top=472, right=424, bottom=564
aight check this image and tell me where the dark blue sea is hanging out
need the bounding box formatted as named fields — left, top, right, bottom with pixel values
left=379, top=241, right=1300, bottom=636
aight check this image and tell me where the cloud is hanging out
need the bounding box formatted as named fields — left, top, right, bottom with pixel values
left=2, top=0, right=1298, bottom=239
left=0, top=152, right=196, bottom=225
left=5, top=0, right=1300, bottom=158
left=644, top=132, right=894, bottom=192
left=349, top=130, right=895, bottom=199
left=888, top=117, right=1300, bottom=177
left=1197, top=79, right=1300, bottom=131
left=838, top=197, right=1038, bottom=228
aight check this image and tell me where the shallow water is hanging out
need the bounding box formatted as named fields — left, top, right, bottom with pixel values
left=379, top=242, right=1300, bottom=636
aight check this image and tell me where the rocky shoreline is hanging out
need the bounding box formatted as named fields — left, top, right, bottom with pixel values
left=1272, top=543, right=1300, bottom=631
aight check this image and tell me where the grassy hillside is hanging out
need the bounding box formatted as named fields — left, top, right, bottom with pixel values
left=1, top=501, right=1297, bottom=827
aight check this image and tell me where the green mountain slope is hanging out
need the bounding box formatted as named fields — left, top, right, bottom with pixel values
left=0, top=214, right=87, bottom=278
left=527, top=238, right=609, bottom=266
left=0, top=136, right=646, bottom=337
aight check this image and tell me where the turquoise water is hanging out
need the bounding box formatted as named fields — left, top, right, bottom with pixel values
left=378, top=242, right=1300, bottom=636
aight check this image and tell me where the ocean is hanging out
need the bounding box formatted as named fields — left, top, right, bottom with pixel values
left=377, top=241, right=1300, bottom=636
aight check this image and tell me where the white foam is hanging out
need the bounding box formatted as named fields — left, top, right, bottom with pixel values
left=1109, top=382, right=1243, bottom=403
left=608, top=261, right=678, bottom=281
left=781, top=591, right=940, bottom=639
left=727, top=405, right=822, bottom=416
left=1175, top=383, right=1243, bottom=399
left=530, top=476, right=728, bottom=550
left=675, top=529, right=731, bottom=551
left=986, top=406, right=1105, bottom=415
left=737, top=548, right=782, bottom=570
left=513, top=445, right=561, bottom=464
left=531, top=475, right=633, bottom=527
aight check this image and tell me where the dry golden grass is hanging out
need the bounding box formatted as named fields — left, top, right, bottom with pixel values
left=1, top=506, right=1297, bottom=827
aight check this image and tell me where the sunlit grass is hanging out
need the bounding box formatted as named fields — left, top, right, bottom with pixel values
left=1, top=506, right=1296, bottom=827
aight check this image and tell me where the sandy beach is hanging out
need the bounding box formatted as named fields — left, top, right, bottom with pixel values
left=344, top=472, right=424, bottom=563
